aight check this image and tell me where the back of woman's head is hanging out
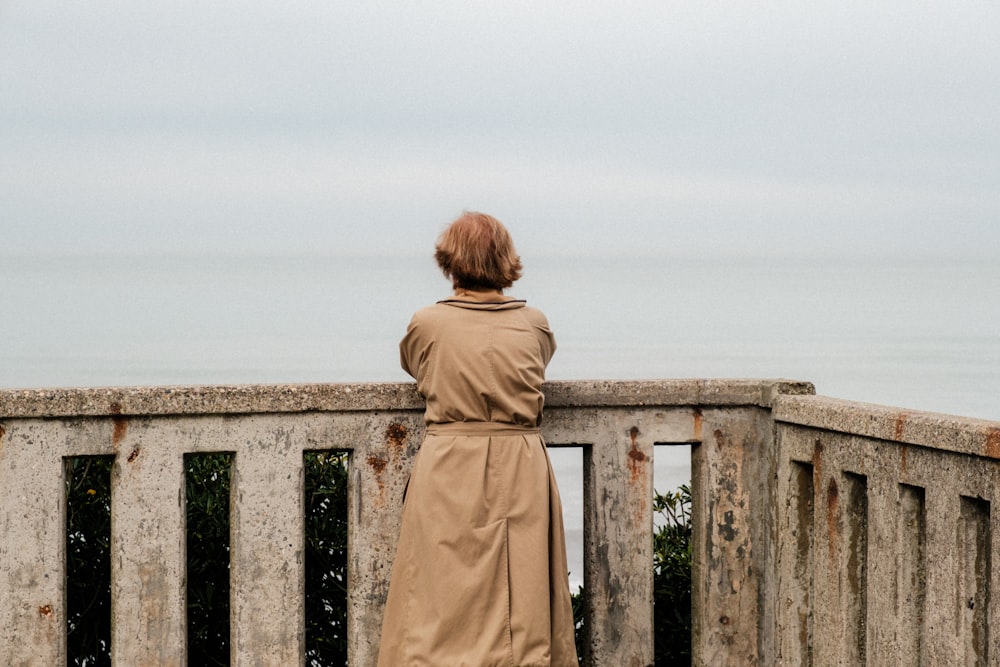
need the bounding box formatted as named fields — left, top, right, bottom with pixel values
left=435, top=212, right=523, bottom=290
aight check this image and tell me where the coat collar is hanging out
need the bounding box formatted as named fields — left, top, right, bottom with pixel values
left=437, top=289, right=526, bottom=311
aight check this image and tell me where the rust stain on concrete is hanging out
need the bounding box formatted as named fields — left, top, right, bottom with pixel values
left=385, top=423, right=407, bottom=452
left=110, top=401, right=128, bottom=451
left=626, top=426, right=647, bottom=485
left=812, top=440, right=824, bottom=483
left=826, top=478, right=840, bottom=559
left=626, top=426, right=649, bottom=523
left=627, top=426, right=646, bottom=460
left=692, top=407, right=703, bottom=441
left=367, top=455, right=387, bottom=476
left=367, top=455, right=389, bottom=507
left=985, top=428, right=1000, bottom=460
left=113, top=418, right=128, bottom=449
left=127, top=447, right=140, bottom=463
left=38, top=605, right=53, bottom=618
left=893, top=412, right=908, bottom=441
left=386, top=423, right=409, bottom=470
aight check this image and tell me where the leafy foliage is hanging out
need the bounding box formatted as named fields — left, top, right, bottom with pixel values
left=571, top=484, right=693, bottom=665
left=67, top=455, right=687, bottom=666
left=66, top=456, right=114, bottom=667
left=65, top=451, right=349, bottom=666
left=185, top=453, right=232, bottom=665
left=304, top=451, right=350, bottom=665
left=652, top=484, right=693, bottom=664
left=571, top=582, right=587, bottom=663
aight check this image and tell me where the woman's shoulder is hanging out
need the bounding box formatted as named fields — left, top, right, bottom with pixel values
left=408, top=299, right=549, bottom=327
left=406, top=301, right=458, bottom=328
left=518, top=304, right=551, bottom=328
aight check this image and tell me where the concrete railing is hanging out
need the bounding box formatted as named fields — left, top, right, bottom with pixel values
left=2, top=379, right=998, bottom=665
left=769, top=395, right=1000, bottom=666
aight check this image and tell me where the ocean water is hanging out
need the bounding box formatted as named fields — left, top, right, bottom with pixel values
left=4, top=253, right=998, bottom=586
left=5, top=253, right=997, bottom=416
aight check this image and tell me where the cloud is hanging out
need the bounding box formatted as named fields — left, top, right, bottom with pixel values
left=2, top=0, right=999, bottom=258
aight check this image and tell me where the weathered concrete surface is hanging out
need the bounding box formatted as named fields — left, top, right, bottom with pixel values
left=228, top=417, right=305, bottom=667
left=0, top=382, right=425, bottom=418
left=3, top=380, right=800, bottom=666
left=543, top=378, right=814, bottom=410
left=690, top=407, right=776, bottom=667
left=5, top=379, right=999, bottom=666
left=774, top=393, right=1000, bottom=459
left=109, top=418, right=186, bottom=667
left=544, top=406, right=698, bottom=667
left=341, top=412, right=424, bottom=666
left=0, top=420, right=66, bottom=666
left=773, top=405, right=1000, bottom=666
left=0, top=378, right=814, bottom=418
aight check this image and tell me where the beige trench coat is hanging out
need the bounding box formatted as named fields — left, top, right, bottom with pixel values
left=377, top=290, right=578, bottom=667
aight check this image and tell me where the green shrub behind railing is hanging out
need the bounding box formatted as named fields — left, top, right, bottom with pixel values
left=66, top=456, right=113, bottom=667
left=67, top=459, right=689, bottom=666
left=652, top=484, right=693, bottom=664
left=303, top=451, right=349, bottom=665
left=571, top=484, right=693, bottom=665
left=185, top=453, right=232, bottom=666
left=65, top=452, right=350, bottom=666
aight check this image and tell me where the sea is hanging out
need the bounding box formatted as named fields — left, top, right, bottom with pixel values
left=3, top=253, right=998, bottom=587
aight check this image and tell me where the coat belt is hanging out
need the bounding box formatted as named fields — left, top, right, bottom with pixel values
left=426, top=421, right=541, bottom=436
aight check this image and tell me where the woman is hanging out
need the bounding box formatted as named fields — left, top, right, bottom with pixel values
left=378, top=212, right=578, bottom=666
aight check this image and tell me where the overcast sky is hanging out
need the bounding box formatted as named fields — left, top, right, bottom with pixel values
left=2, top=1, right=998, bottom=258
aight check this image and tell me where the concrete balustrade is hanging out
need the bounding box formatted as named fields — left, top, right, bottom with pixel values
left=771, top=395, right=1000, bottom=666
left=2, top=379, right=998, bottom=665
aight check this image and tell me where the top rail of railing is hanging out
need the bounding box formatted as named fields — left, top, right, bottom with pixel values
left=0, top=378, right=815, bottom=418
left=774, top=392, right=1000, bottom=459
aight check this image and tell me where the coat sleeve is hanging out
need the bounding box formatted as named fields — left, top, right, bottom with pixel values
left=537, top=320, right=556, bottom=368
left=524, top=307, right=556, bottom=367
left=399, top=312, right=425, bottom=380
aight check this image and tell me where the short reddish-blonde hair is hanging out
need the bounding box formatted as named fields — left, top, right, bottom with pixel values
left=435, top=211, right=523, bottom=290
